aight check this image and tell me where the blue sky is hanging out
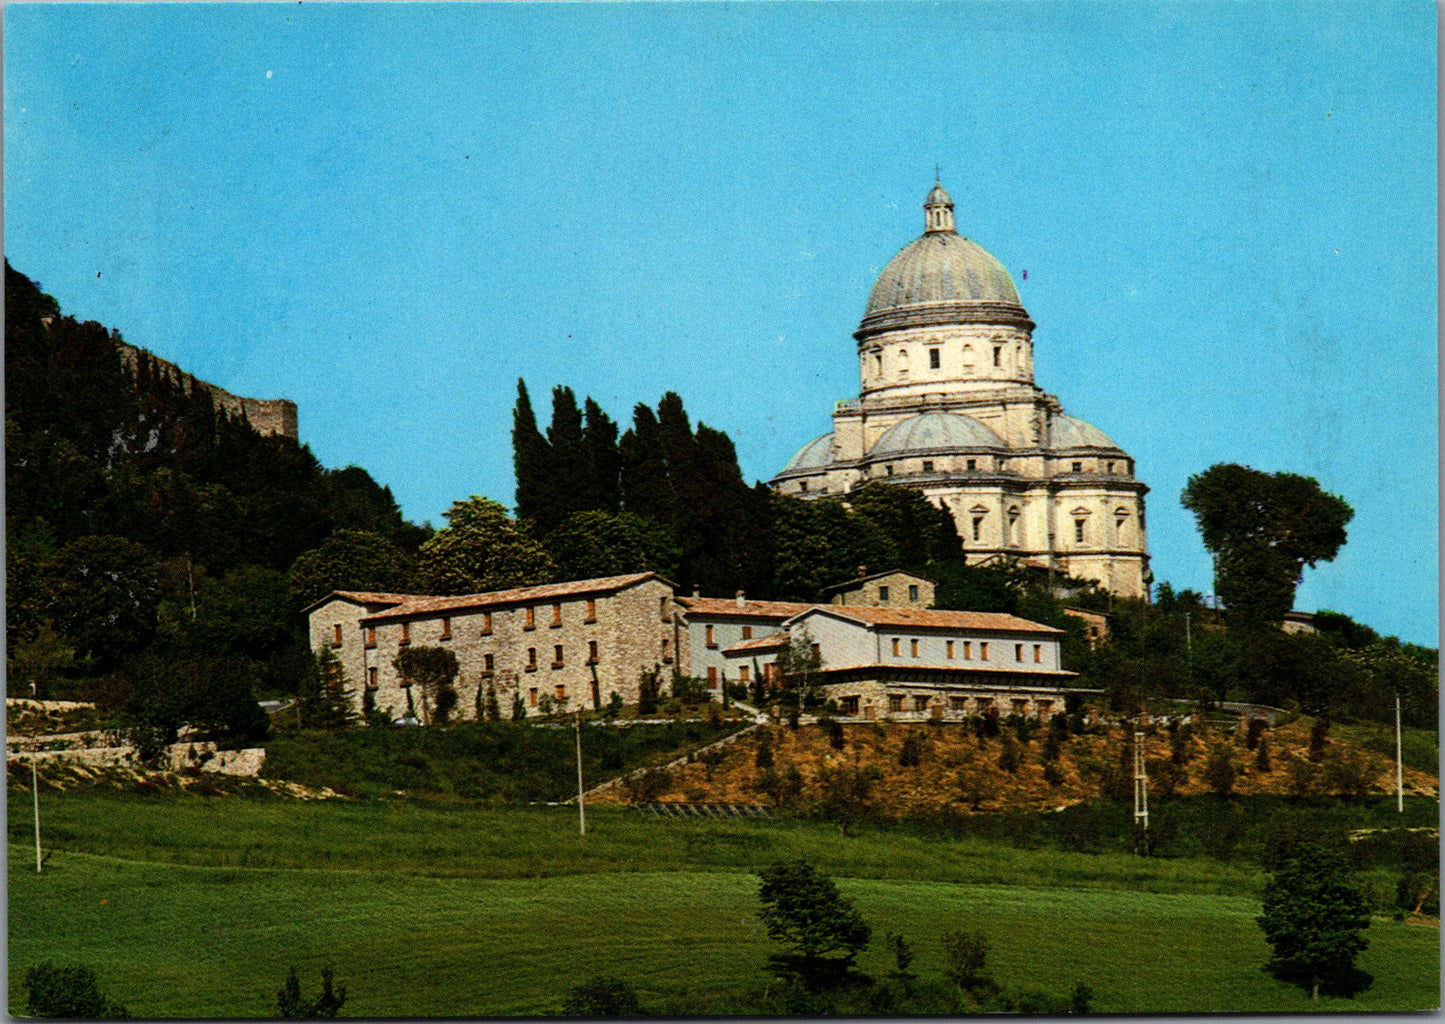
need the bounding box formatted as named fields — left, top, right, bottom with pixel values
left=6, top=1, right=1437, bottom=644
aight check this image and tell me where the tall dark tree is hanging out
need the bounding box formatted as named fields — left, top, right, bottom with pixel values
left=1181, top=464, right=1353, bottom=627
left=757, top=859, right=873, bottom=991
left=848, top=482, right=962, bottom=569
left=619, top=402, right=673, bottom=526
left=512, top=379, right=553, bottom=529
left=543, top=385, right=587, bottom=533
left=579, top=397, right=622, bottom=514
left=770, top=494, right=895, bottom=601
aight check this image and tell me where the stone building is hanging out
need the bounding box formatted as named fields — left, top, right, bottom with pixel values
left=117, top=342, right=299, bottom=439
left=672, top=594, right=814, bottom=695
left=305, top=573, right=677, bottom=721
left=822, top=569, right=935, bottom=609
left=771, top=181, right=1150, bottom=598
left=721, top=605, right=1081, bottom=721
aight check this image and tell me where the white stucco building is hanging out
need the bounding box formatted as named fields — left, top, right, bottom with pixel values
left=771, top=181, right=1151, bottom=598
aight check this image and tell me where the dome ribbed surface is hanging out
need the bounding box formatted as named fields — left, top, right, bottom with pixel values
left=1050, top=415, right=1121, bottom=450
left=865, top=232, right=1020, bottom=314
left=781, top=433, right=834, bottom=473
left=871, top=413, right=1004, bottom=455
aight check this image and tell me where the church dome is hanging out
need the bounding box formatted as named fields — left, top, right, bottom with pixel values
left=865, top=232, right=1021, bottom=313
left=780, top=432, right=834, bottom=474
left=856, top=181, right=1032, bottom=339
left=1049, top=414, right=1122, bottom=451
left=871, top=412, right=1004, bottom=455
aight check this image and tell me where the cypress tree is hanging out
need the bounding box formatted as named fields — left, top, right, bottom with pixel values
left=512, top=379, right=552, bottom=529
left=619, top=403, right=673, bottom=527
left=580, top=397, right=621, bottom=513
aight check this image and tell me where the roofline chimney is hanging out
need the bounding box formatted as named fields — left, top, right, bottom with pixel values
left=735, top=590, right=746, bottom=608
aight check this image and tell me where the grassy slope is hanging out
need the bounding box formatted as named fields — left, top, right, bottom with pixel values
left=7, top=796, right=1440, bottom=1017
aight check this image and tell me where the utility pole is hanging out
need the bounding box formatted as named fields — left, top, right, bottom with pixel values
left=32, top=754, right=43, bottom=873
left=1395, top=693, right=1404, bottom=813
left=575, top=708, right=587, bottom=837
left=1133, top=725, right=1149, bottom=856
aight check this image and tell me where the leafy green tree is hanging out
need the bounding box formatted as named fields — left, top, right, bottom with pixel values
left=814, top=762, right=883, bottom=836
left=847, top=482, right=961, bottom=568
left=294, top=647, right=359, bottom=731
left=770, top=494, right=895, bottom=601
left=24, top=962, right=128, bottom=1019
left=543, top=510, right=679, bottom=582
left=287, top=529, right=410, bottom=608
left=561, top=975, right=643, bottom=1017
left=9, top=623, right=76, bottom=699
left=393, top=646, right=460, bottom=725
left=413, top=497, right=555, bottom=595
left=1258, top=845, right=1371, bottom=1000
left=1203, top=746, right=1236, bottom=797
left=757, top=859, right=873, bottom=991
left=275, top=965, right=346, bottom=1018
left=940, top=930, right=991, bottom=991
left=42, top=535, right=160, bottom=668
left=1181, top=464, right=1353, bottom=627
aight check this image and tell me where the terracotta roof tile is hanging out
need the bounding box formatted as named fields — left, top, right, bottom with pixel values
left=817, top=664, right=1078, bottom=679
left=363, top=573, right=659, bottom=623
left=723, top=633, right=791, bottom=654
left=674, top=596, right=814, bottom=620
left=797, top=606, right=1065, bottom=634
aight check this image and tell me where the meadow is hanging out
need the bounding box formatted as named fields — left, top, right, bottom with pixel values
left=8, top=791, right=1440, bottom=1017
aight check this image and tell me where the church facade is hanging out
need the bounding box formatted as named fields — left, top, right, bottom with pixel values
left=771, top=182, right=1151, bottom=598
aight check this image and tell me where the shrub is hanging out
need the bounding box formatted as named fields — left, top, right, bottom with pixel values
left=899, top=732, right=925, bottom=767
left=1396, top=871, right=1440, bottom=916
left=997, top=734, right=1019, bottom=773
left=606, top=691, right=624, bottom=719
left=561, top=976, right=643, bottom=1016
left=1204, top=746, right=1236, bottom=797
left=1245, top=717, right=1268, bottom=750
left=1254, top=736, right=1272, bottom=773
left=1308, top=717, right=1330, bottom=762
left=1042, top=762, right=1064, bottom=787
left=828, top=719, right=845, bottom=750
left=755, top=728, right=774, bottom=769
left=1041, top=730, right=1061, bottom=763
left=276, top=965, right=346, bottom=1018
left=627, top=767, right=672, bottom=803
left=24, top=963, right=127, bottom=1018
left=1322, top=747, right=1371, bottom=799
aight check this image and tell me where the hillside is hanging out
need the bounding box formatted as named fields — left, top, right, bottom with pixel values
left=593, top=716, right=1439, bottom=812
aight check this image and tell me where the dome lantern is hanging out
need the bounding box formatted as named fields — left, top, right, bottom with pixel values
left=924, top=179, right=956, bottom=234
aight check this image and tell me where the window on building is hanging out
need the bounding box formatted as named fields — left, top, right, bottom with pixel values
left=878, top=585, right=891, bottom=603
left=885, top=464, right=894, bottom=476
left=928, top=348, right=941, bottom=369
left=800, top=480, right=809, bottom=493
left=367, top=667, right=378, bottom=690
left=922, top=460, right=934, bottom=473
left=946, top=640, right=955, bottom=659
left=840, top=695, right=860, bottom=716
left=585, top=599, right=597, bottom=623
left=553, top=645, right=564, bottom=668
left=1012, top=698, right=1028, bottom=714
left=887, top=694, right=905, bottom=713
left=980, top=642, right=989, bottom=660
left=707, top=666, right=718, bottom=688
left=661, top=638, right=672, bottom=663
left=1015, top=643, right=1024, bottom=661
left=1033, top=644, right=1042, bottom=663
left=993, top=345, right=1002, bottom=367
left=332, top=624, right=343, bottom=647
left=1037, top=699, right=1054, bottom=715
left=705, top=625, right=716, bottom=648
left=914, top=695, right=930, bottom=712
left=528, top=687, right=538, bottom=706
left=1072, top=461, right=1082, bottom=473
left=524, top=606, right=536, bottom=630
left=484, top=653, right=494, bottom=672
left=400, top=622, right=410, bottom=645
left=551, top=603, right=562, bottom=626
left=908, top=585, right=919, bottom=601
left=966, top=458, right=977, bottom=471
left=739, top=665, right=751, bottom=684
left=976, top=697, right=993, bottom=711
left=874, top=353, right=882, bottom=375
left=910, top=639, right=920, bottom=658
left=949, top=696, right=967, bottom=712
left=556, top=684, right=567, bottom=702
left=997, top=458, right=1008, bottom=471
left=811, top=643, right=821, bottom=660
left=741, top=626, right=753, bottom=640
left=898, top=349, right=909, bottom=376
left=964, top=641, right=972, bottom=660
left=481, top=611, right=493, bottom=635
left=972, top=517, right=983, bottom=542
left=891, top=638, right=901, bottom=656
left=660, top=596, right=670, bottom=622
left=1107, top=461, right=1116, bottom=474
left=587, top=640, right=599, bottom=665
left=365, top=626, right=376, bottom=649
left=763, top=663, right=776, bottom=686
left=526, top=647, right=537, bottom=671
left=1075, top=519, right=1086, bottom=544
left=440, top=617, right=452, bottom=640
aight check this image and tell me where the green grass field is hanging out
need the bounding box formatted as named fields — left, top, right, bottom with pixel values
left=7, top=792, right=1439, bottom=1017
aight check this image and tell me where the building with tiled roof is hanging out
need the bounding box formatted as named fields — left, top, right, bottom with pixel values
left=769, top=180, right=1151, bottom=598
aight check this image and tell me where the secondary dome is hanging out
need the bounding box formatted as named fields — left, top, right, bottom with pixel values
left=780, top=433, right=834, bottom=473
left=871, top=413, right=1004, bottom=455
left=1050, top=415, right=1122, bottom=451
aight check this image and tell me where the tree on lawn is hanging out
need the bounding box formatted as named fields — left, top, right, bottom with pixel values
left=412, top=497, right=555, bottom=595
left=393, top=645, right=460, bottom=725
left=1257, top=844, right=1371, bottom=1000
left=1181, top=464, right=1353, bottom=627
left=757, top=859, right=872, bottom=991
